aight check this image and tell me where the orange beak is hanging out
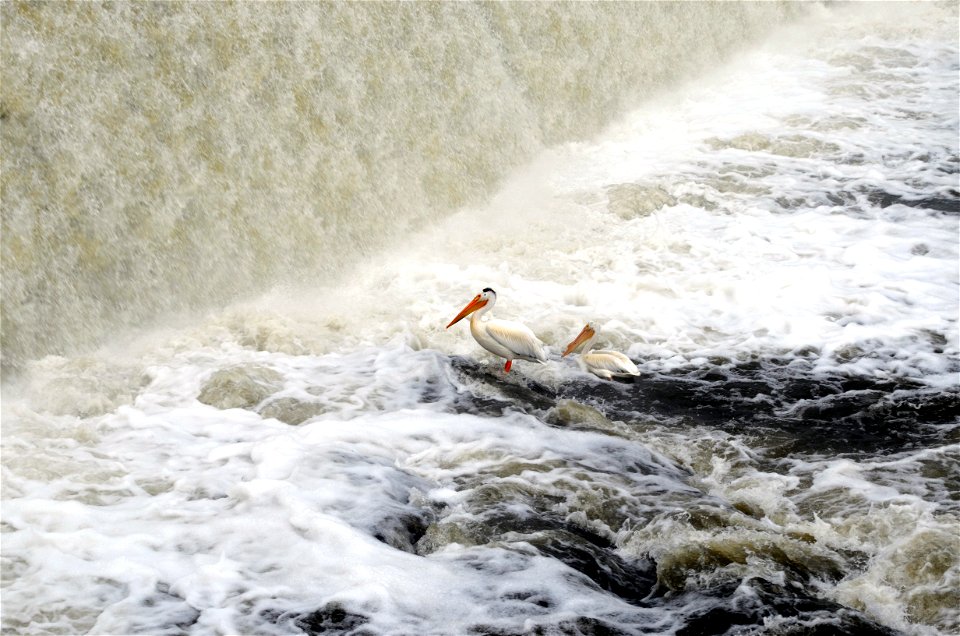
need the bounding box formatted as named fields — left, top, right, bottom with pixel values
left=562, top=324, right=595, bottom=357
left=446, top=295, right=488, bottom=328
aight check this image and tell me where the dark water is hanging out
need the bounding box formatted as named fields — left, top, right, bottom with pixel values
left=399, top=356, right=956, bottom=635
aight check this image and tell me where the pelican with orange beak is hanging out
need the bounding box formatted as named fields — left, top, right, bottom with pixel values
left=446, top=288, right=548, bottom=373
left=563, top=321, right=640, bottom=380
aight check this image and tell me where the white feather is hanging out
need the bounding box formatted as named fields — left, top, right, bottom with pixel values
left=484, top=319, right=548, bottom=363
left=582, top=350, right=640, bottom=377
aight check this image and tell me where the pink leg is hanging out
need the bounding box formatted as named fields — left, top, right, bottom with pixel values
left=504, top=360, right=512, bottom=373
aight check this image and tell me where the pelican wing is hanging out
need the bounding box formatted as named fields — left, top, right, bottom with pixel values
left=485, top=319, right=548, bottom=363
left=584, top=350, right=640, bottom=376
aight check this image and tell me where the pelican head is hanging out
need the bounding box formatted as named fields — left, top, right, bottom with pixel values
left=562, top=321, right=598, bottom=357
left=446, top=288, right=497, bottom=328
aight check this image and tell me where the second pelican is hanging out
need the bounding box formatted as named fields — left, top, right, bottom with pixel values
left=446, top=288, right=548, bottom=373
left=562, top=321, right=640, bottom=380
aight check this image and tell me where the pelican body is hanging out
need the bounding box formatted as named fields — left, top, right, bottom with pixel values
left=563, top=322, right=640, bottom=380
left=446, top=288, right=547, bottom=373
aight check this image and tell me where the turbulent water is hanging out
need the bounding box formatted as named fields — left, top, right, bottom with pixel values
left=2, top=2, right=959, bottom=636
left=0, top=1, right=802, bottom=373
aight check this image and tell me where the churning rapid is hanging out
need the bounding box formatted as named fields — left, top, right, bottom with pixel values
left=2, top=2, right=958, bottom=636
left=0, top=1, right=806, bottom=373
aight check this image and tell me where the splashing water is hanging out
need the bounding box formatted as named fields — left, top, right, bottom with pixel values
left=2, top=2, right=958, bottom=635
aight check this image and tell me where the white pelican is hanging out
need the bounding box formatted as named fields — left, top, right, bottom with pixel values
left=446, top=288, right=548, bottom=373
left=562, top=322, right=640, bottom=380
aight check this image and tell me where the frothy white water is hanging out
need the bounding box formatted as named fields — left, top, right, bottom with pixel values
left=126, top=2, right=954, bottom=389
left=0, top=1, right=803, bottom=372
left=3, top=2, right=958, bottom=635
left=4, top=347, right=694, bottom=634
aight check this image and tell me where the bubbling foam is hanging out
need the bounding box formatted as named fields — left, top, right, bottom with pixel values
left=0, top=2, right=804, bottom=373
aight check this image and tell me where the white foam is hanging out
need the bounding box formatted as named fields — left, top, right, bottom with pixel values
left=5, top=352, right=699, bottom=633
left=138, top=1, right=956, bottom=389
